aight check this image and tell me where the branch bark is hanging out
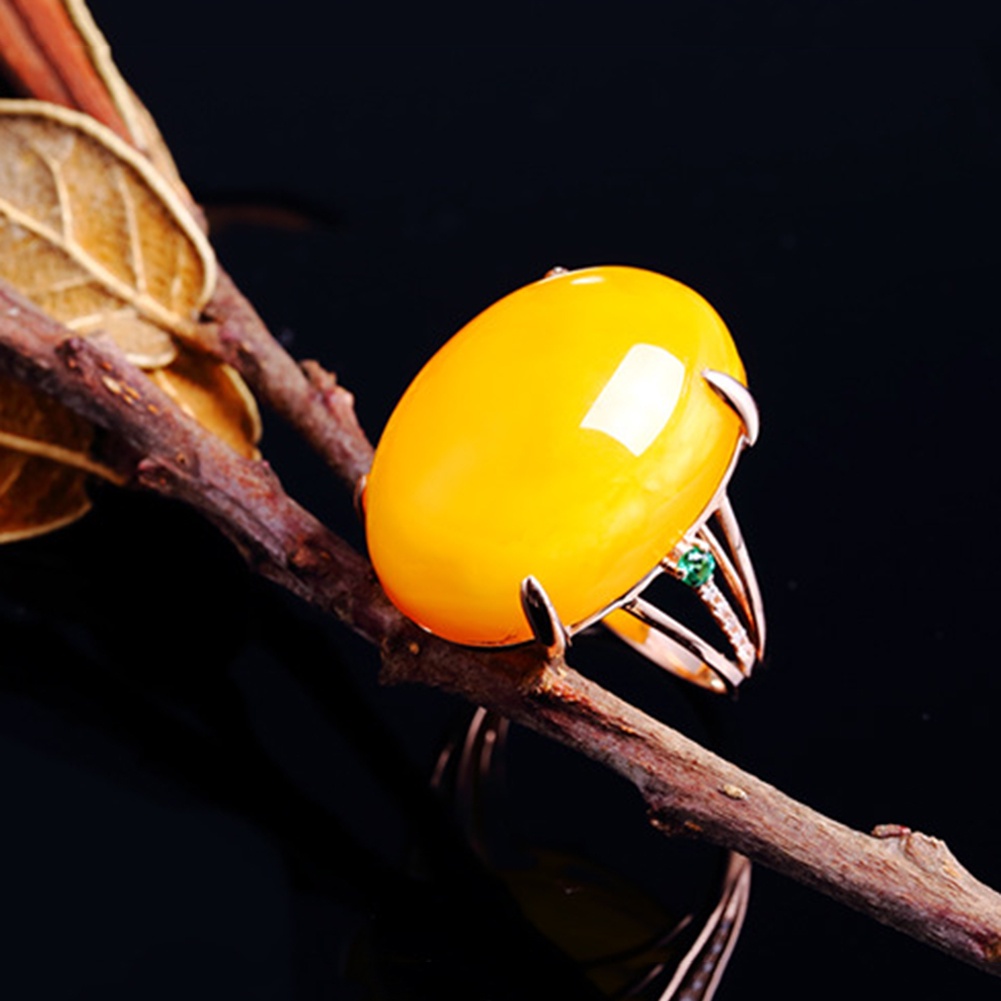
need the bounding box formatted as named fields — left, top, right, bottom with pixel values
left=0, top=2, right=997, bottom=980
left=1, top=280, right=999, bottom=978
left=203, top=270, right=374, bottom=490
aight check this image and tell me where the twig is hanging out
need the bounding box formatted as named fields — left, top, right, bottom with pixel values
left=1, top=280, right=999, bottom=977
left=202, top=271, right=374, bottom=490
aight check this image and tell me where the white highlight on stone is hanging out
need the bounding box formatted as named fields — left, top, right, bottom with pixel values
left=581, top=343, right=685, bottom=457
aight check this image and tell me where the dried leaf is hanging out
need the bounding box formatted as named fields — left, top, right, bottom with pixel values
left=0, top=371, right=93, bottom=540
left=0, top=34, right=261, bottom=543
left=0, top=99, right=216, bottom=366
left=149, top=348, right=262, bottom=460
left=0, top=98, right=260, bottom=540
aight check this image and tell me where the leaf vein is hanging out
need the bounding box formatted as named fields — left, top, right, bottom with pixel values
left=114, top=161, right=146, bottom=294
left=0, top=195, right=195, bottom=339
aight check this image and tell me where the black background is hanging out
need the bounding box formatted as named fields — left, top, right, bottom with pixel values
left=2, top=10, right=1001, bottom=1000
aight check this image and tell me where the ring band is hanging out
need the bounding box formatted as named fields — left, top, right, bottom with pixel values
left=520, top=376, right=765, bottom=695
left=432, top=707, right=752, bottom=999
left=594, top=496, right=763, bottom=694
left=365, top=265, right=766, bottom=693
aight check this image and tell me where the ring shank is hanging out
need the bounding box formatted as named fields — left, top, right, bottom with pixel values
left=595, top=492, right=764, bottom=694
left=602, top=607, right=735, bottom=694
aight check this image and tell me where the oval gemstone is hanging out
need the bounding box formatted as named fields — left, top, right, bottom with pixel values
left=364, top=266, right=747, bottom=646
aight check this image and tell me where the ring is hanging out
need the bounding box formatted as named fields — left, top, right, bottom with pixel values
left=432, top=707, right=752, bottom=998
left=364, top=265, right=764, bottom=693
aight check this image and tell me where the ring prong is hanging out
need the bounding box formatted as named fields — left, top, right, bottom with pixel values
left=520, top=576, right=568, bottom=659
left=353, top=473, right=368, bottom=521
left=702, top=370, right=760, bottom=446
left=544, top=266, right=569, bottom=279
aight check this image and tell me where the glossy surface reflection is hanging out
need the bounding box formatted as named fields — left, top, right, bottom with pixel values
left=580, top=343, right=685, bottom=457
left=364, top=266, right=747, bottom=646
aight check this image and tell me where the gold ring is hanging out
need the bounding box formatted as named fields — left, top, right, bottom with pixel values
left=431, top=707, right=752, bottom=995
left=364, top=265, right=764, bottom=693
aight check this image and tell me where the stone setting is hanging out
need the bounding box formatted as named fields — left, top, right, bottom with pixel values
left=675, top=546, right=716, bottom=588
left=364, top=265, right=748, bottom=646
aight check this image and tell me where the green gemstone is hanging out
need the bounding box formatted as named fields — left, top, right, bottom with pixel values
left=676, top=546, right=715, bottom=587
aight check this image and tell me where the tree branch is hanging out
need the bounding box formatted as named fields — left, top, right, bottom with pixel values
left=1, top=280, right=999, bottom=978
left=203, top=270, right=374, bottom=491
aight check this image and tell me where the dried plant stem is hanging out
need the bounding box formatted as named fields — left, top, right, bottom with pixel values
left=0, top=0, right=130, bottom=139
left=1, top=281, right=1000, bottom=978
left=204, top=271, right=374, bottom=490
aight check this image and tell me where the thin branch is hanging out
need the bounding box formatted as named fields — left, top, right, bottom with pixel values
left=0, top=0, right=371, bottom=495
left=0, top=2, right=993, bottom=989
left=1, top=280, right=999, bottom=978
left=202, top=270, right=374, bottom=490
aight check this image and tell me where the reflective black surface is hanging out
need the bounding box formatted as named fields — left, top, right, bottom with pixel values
left=3, top=17, right=1001, bottom=999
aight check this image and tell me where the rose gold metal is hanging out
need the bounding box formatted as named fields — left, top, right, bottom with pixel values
left=702, top=368, right=760, bottom=446
left=712, top=493, right=766, bottom=658
left=432, top=708, right=751, bottom=1000
left=583, top=371, right=764, bottom=691
left=520, top=575, right=569, bottom=659
left=456, top=358, right=763, bottom=691
left=521, top=373, right=765, bottom=692
left=657, top=850, right=751, bottom=1000
left=620, top=588, right=747, bottom=693
left=353, top=472, right=368, bottom=520
left=596, top=488, right=763, bottom=693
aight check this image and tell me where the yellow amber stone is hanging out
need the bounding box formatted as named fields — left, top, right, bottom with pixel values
left=364, top=265, right=746, bottom=646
